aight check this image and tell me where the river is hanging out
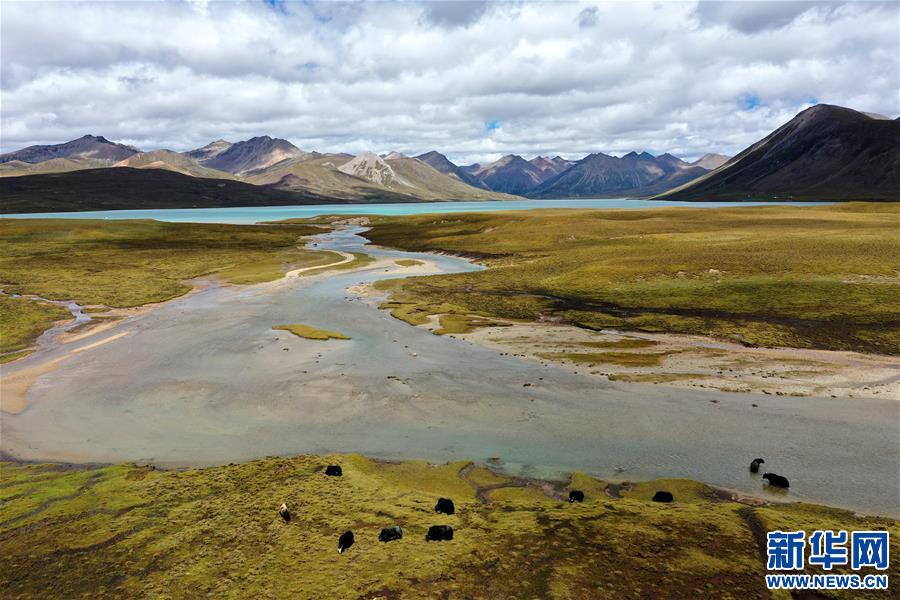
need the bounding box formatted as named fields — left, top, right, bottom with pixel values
left=2, top=225, right=897, bottom=516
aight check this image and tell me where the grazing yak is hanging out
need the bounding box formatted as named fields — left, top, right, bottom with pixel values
left=435, top=497, right=455, bottom=515
left=652, top=491, right=674, bottom=503
left=378, top=526, right=403, bottom=542
left=278, top=503, right=291, bottom=523
left=325, top=465, right=343, bottom=477
left=750, top=458, right=765, bottom=473
left=762, top=473, right=790, bottom=488
left=569, top=490, right=585, bottom=503
left=425, top=525, right=454, bottom=541
left=338, top=531, right=355, bottom=553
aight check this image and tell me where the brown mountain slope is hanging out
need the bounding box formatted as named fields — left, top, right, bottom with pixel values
left=201, top=136, right=308, bottom=175
left=415, top=151, right=487, bottom=189
left=0, top=167, right=341, bottom=213
left=183, top=140, right=233, bottom=161
left=657, top=105, right=900, bottom=201
left=114, top=150, right=236, bottom=180
left=0, top=157, right=110, bottom=177
left=0, top=135, right=139, bottom=164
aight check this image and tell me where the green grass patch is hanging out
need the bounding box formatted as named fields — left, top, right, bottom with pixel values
left=335, top=252, right=376, bottom=270
left=0, top=294, right=72, bottom=353
left=434, top=313, right=512, bottom=335
left=538, top=351, right=673, bottom=367
left=273, top=324, right=351, bottom=341
left=395, top=259, right=424, bottom=267
left=363, top=203, right=900, bottom=354
left=1, top=455, right=896, bottom=598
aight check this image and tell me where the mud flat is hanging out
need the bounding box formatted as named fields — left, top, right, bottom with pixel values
left=428, top=320, right=900, bottom=400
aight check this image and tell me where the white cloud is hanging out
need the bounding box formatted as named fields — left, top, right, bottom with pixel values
left=1, top=0, right=897, bottom=163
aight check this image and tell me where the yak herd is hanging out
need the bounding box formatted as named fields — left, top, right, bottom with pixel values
left=277, top=465, right=460, bottom=553
left=279, top=459, right=790, bottom=554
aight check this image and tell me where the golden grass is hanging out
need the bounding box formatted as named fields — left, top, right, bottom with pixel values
left=1, top=455, right=896, bottom=599
left=0, top=218, right=329, bottom=354
left=395, top=259, right=424, bottom=267
left=363, top=203, right=900, bottom=354
left=273, top=324, right=351, bottom=341
left=538, top=350, right=674, bottom=367
left=433, top=313, right=512, bottom=335
left=0, top=294, right=71, bottom=354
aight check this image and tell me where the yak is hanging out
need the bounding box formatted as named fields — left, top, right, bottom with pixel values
left=325, top=465, right=343, bottom=477
left=435, top=497, right=455, bottom=515
left=338, top=530, right=354, bottom=553
left=278, top=503, right=291, bottom=523
left=378, top=526, right=403, bottom=542
left=652, top=491, right=674, bottom=503
left=568, top=490, right=585, bottom=503
left=750, top=458, right=765, bottom=473
left=762, top=473, right=790, bottom=488
left=425, top=525, right=454, bottom=542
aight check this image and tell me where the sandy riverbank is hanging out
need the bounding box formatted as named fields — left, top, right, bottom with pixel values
left=349, top=278, right=899, bottom=400
left=448, top=321, right=900, bottom=399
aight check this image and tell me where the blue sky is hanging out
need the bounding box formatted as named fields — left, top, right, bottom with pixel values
left=1, top=1, right=897, bottom=164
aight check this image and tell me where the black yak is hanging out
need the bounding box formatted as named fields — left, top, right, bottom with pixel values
left=425, top=525, right=454, bottom=541
left=278, top=503, right=291, bottom=523
left=435, top=497, right=455, bottom=515
left=652, top=491, right=674, bottom=503
left=338, top=530, right=354, bottom=553
left=750, top=458, right=765, bottom=473
left=378, top=526, right=403, bottom=542
left=569, top=490, right=585, bottom=503
left=762, top=473, right=790, bottom=488
left=325, top=465, right=343, bottom=477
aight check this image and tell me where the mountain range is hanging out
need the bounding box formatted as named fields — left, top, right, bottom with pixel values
left=1, top=104, right=896, bottom=212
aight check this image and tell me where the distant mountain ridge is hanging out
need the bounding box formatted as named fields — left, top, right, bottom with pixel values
left=657, top=105, right=900, bottom=201
left=414, top=151, right=487, bottom=189
left=528, top=151, right=710, bottom=198
left=201, top=136, right=307, bottom=175
left=184, top=140, right=233, bottom=161
left=463, top=154, right=551, bottom=195
left=0, top=134, right=139, bottom=164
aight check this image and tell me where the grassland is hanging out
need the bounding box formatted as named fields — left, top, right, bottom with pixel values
left=395, top=258, right=424, bottom=267
left=0, top=294, right=71, bottom=355
left=537, top=350, right=675, bottom=367
left=364, top=203, right=900, bottom=354
left=273, top=324, right=351, bottom=340
left=1, top=455, right=895, bottom=599
left=0, top=218, right=330, bottom=354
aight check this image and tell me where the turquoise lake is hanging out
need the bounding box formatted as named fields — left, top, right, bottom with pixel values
left=2, top=198, right=831, bottom=223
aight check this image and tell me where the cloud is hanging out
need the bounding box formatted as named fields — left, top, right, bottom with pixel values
left=578, top=6, right=599, bottom=29
left=420, top=1, right=488, bottom=28
left=1, top=1, right=897, bottom=163
left=694, top=1, right=839, bottom=33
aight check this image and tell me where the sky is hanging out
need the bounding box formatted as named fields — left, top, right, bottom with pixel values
left=1, top=0, right=898, bottom=164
